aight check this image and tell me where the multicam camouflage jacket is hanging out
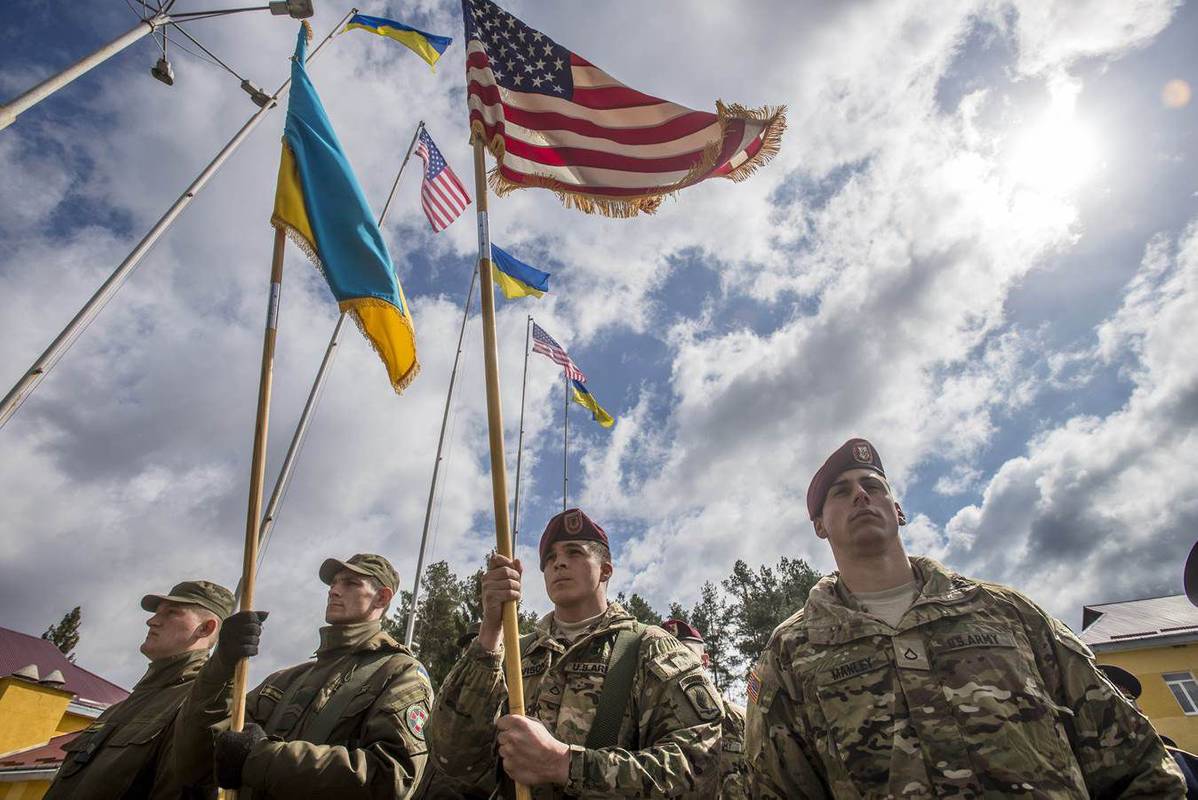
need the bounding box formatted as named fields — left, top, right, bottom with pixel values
left=175, top=621, right=433, bottom=799
left=426, top=601, right=724, bottom=799
left=46, top=649, right=215, bottom=800
left=718, top=701, right=746, bottom=800
left=745, top=556, right=1185, bottom=799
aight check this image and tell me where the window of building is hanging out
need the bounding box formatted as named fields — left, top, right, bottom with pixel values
left=1163, top=672, right=1198, bottom=715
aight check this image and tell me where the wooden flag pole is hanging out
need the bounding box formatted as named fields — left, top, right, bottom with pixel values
left=230, top=226, right=287, bottom=744
left=470, top=136, right=531, bottom=800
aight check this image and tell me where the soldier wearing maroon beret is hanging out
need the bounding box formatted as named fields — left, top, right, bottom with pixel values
left=427, top=508, right=724, bottom=799
left=745, top=438, right=1185, bottom=798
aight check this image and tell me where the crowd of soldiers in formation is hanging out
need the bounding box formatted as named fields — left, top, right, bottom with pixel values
left=45, top=438, right=1197, bottom=799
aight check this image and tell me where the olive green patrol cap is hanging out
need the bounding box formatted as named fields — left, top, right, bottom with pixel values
left=319, top=553, right=399, bottom=592
left=140, top=580, right=236, bottom=620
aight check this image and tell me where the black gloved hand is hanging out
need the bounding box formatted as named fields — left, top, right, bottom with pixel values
left=215, top=610, right=268, bottom=666
left=214, top=723, right=267, bottom=789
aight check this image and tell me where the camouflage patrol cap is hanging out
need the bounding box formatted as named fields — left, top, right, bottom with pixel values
left=140, top=581, right=235, bottom=620
left=319, top=554, right=399, bottom=592
left=661, top=619, right=704, bottom=644
left=806, top=437, right=887, bottom=520
left=539, top=508, right=609, bottom=569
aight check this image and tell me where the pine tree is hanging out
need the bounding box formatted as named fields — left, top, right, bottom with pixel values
left=42, top=606, right=82, bottom=662
left=616, top=592, right=662, bottom=625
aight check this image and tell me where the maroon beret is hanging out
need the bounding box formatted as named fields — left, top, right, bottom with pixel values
left=661, top=618, right=704, bottom=644
left=806, top=438, right=886, bottom=520
left=539, top=508, right=608, bottom=569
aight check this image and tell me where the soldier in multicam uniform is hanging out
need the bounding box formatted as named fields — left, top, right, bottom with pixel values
left=661, top=618, right=745, bottom=800
left=174, top=553, right=433, bottom=799
left=745, top=438, right=1185, bottom=799
left=425, top=508, right=724, bottom=799
left=45, top=580, right=234, bottom=800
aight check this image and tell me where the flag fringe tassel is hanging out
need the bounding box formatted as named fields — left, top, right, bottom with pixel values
left=472, top=103, right=786, bottom=218
left=272, top=221, right=420, bottom=394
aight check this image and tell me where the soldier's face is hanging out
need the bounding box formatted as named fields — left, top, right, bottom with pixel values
left=140, top=601, right=213, bottom=660
left=814, top=468, right=905, bottom=557
left=542, top=541, right=610, bottom=607
left=325, top=570, right=392, bottom=624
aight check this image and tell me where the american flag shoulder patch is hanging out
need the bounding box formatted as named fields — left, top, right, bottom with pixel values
left=746, top=667, right=762, bottom=705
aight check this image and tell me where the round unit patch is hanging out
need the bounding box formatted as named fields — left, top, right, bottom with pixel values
left=405, top=703, right=429, bottom=739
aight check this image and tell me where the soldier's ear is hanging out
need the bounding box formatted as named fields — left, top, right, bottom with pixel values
left=198, top=617, right=218, bottom=639
left=599, top=560, right=613, bottom=583
left=375, top=586, right=395, bottom=610
left=813, top=516, right=829, bottom=540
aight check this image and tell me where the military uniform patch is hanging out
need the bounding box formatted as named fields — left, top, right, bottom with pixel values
left=680, top=673, right=722, bottom=721
left=853, top=443, right=873, bottom=463
left=405, top=703, right=429, bottom=739
left=564, top=509, right=583, bottom=534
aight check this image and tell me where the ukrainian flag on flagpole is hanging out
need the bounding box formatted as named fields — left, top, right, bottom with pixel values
left=345, top=13, right=452, bottom=70
left=491, top=244, right=550, bottom=299
left=272, top=24, right=418, bottom=393
left=571, top=379, right=614, bottom=428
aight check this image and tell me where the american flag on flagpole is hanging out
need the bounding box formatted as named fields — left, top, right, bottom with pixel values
left=415, top=126, right=471, bottom=232
left=462, top=0, right=785, bottom=217
left=531, top=322, right=585, bottom=382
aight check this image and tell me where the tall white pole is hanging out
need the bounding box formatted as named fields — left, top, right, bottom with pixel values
left=0, top=9, right=357, bottom=431
left=255, top=121, right=424, bottom=568
left=404, top=268, right=478, bottom=647
left=0, top=15, right=169, bottom=132
left=562, top=370, right=569, bottom=511
left=510, top=315, right=532, bottom=551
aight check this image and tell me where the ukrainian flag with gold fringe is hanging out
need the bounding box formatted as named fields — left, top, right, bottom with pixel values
left=346, top=13, right=452, bottom=70
left=272, top=24, right=418, bottom=393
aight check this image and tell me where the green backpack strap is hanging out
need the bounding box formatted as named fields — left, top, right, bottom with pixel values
left=584, top=623, right=646, bottom=751
left=304, top=651, right=397, bottom=745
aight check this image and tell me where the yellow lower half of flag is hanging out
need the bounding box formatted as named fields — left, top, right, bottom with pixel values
left=341, top=297, right=420, bottom=393
left=571, top=386, right=614, bottom=428
left=492, top=264, right=544, bottom=299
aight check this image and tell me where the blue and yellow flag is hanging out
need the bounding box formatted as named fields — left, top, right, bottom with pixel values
left=272, top=24, right=418, bottom=393
left=571, top=379, right=614, bottom=428
left=345, top=13, right=452, bottom=70
left=491, top=244, right=550, bottom=299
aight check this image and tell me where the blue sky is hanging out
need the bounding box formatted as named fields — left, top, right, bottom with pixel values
left=1, top=0, right=1196, bottom=689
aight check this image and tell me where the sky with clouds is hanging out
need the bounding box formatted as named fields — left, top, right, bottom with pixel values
left=1, top=0, right=1196, bottom=690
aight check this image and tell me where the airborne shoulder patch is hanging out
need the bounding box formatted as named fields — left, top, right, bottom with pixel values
left=679, top=673, right=722, bottom=722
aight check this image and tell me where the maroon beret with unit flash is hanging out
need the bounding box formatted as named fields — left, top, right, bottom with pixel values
left=806, top=438, right=886, bottom=520
left=539, top=508, right=609, bottom=569
left=661, top=618, right=704, bottom=644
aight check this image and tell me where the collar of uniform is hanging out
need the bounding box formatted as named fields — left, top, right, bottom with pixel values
left=803, top=557, right=978, bottom=644
left=526, top=601, right=636, bottom=656
left=316, top=620, right=384, bottom=657
left=136, top=648, right=208, bottom=689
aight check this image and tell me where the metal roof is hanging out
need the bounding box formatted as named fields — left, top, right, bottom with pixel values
left=0, top=731, right=79, bottom=771
left=1080, top=594, right=1198, bottom=650
left=0, top=627, right=128, bottom=707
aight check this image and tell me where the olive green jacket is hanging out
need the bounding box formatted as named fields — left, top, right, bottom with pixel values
left=45, top=649, right=214, bottom=800
left=745, top=556, right=1185, bottom=799
left=175, top=621, right=433, bottom=800
left=426, top=602, right=723, bottom=800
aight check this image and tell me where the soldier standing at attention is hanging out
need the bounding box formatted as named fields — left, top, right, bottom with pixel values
left=45, top=580, right=234, bottom=800
left=426, top=508, right=724, bottom=799
left=661, top=618, right=746, bottom=800
left=744, top=438, right=1185, bottom=799
left=175, top=554, right=433, bottom=799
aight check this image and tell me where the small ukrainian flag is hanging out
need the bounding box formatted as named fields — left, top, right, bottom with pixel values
left=571, top=380, right=614, bottom=428
left=491, top=244, right=550, bottom=300
left=345, top=13, right=452, bottom=70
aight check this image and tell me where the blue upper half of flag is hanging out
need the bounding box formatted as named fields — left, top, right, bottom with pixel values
left=491, top=244, right=550, bottom=293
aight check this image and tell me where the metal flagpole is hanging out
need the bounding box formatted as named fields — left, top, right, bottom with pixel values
left=562, top=370, right=569, bottom=511
left=0, top=8, right=357, bottom=431
left=404, top=268, right=478, bottom=646
left=0, top=14, right=170, bottom=131
left=470, top=134, right=532, bottom=800
left=511, top=315, right=532, bottom=552
left=254, top=121, right=424, bottom=571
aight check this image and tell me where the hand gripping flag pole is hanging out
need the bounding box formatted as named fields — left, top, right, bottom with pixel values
left=471, top=134, right=532, bottom=800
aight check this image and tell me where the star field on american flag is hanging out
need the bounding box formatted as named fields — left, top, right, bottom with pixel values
left=465, top=0, right=574, bottom=98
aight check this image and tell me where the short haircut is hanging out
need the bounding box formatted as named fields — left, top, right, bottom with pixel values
left=581, top=540, right=611, bottom=566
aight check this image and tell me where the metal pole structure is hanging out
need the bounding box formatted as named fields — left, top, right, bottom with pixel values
left=562, top=370, right=569, bottom=511
left=403, top=268, right=478, bottom=647
left=0, top=8, right=357, bottom=431
left=255, top=121, right=424, bottom=569
left=229, top=226, right=287, bottom=755
left=0, top=15, right=169, bottom=132
left=510, top=315, right=532, bottom=552
left=470, top=135, right=531, bottom=800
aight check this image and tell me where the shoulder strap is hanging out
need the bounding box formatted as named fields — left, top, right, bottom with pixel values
left=304, top=651, right=398, bottom=745
left=585, top=623, right=646, bottom=750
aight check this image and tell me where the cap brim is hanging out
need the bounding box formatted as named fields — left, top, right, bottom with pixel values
left=319, top=558, right=373, bottom=585
left=141, top=593, right=225, bottom=617
left=140, top=594, right=168, bottom=612
left=1098, top=664, right=1142, bottom=698
left=1186, top=540, right=1198, bottom=607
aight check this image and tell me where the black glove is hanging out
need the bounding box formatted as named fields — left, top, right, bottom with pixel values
left=214, top=723, right=266, bottom=789
left=215, top=610, right=268, bottom=666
